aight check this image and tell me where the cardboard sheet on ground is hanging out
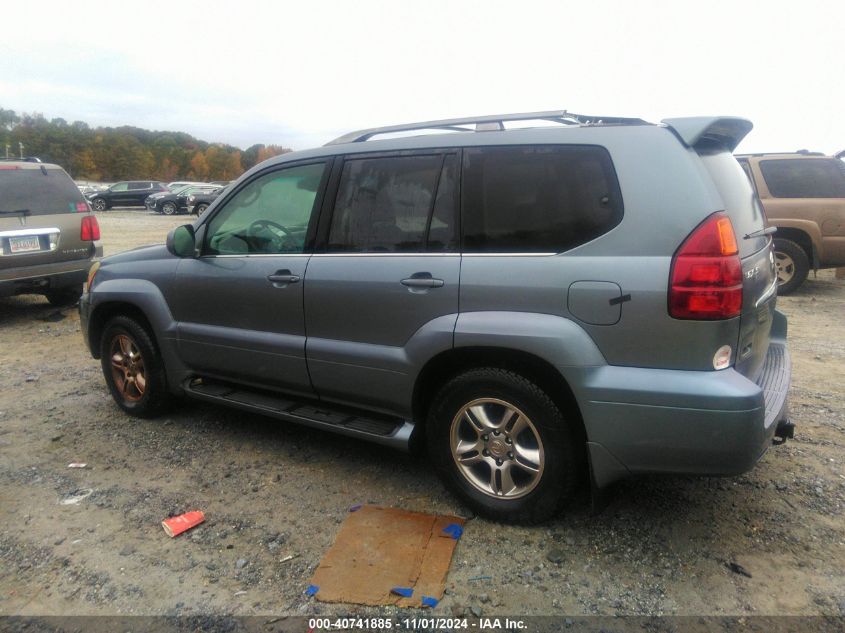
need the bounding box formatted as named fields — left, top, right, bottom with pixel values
left=309, top=505, right=465, bottom=607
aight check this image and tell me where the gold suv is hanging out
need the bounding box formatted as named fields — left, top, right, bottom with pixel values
left=737, top=151, right=845, bottom=294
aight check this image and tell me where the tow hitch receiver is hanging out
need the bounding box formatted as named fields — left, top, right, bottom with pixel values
left=773, top=419, right=795, bottom=445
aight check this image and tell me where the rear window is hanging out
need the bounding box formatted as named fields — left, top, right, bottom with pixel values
left=699, top=151, right=768, bottom=257
left=0, top=167, right=88, bottom=216
left=462, top=145, right=623, bottom=253
left=759, top=158, right=845, bottom=198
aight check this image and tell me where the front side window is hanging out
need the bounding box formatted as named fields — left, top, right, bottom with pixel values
left=462, top=146, right=623, bottom=253
left=327, top=154, right=458, bottom=253
left=204, top=162, right=326, bottom=255
left=110, top=183, right=129, bottom=192
left=760, top=158, right=845, bottom=198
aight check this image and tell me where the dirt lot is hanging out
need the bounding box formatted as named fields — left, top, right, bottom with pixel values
left=1, top=209, right=843, bottom=617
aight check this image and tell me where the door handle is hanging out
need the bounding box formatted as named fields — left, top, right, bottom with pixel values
left=401, top=273, right=444, bottom=289
left=267, top=270, right=301, bottom=285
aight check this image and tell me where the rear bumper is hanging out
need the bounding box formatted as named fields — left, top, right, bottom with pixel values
left=577, top=313, right=792, bottom=487
left=0, top=253, right=100, bottom=297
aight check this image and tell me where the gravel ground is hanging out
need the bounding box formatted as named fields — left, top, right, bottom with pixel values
left=0, top=209, right=843, bottom=617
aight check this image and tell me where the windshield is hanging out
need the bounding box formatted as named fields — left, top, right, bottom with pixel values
left=0, top=167, right=88, bottom=215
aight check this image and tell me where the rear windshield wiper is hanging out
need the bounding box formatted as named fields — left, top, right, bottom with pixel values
left=0, top=208, right=30, bottom=216
left=744, top=226, right=777, bottom=239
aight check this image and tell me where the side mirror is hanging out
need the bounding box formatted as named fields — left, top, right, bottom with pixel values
left=166, top=224, right=196, bottom=258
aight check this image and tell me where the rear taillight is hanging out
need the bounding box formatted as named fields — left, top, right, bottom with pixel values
left=81, top=215, right=100, bottom=241
left=669, top=212, right=742, bottom=320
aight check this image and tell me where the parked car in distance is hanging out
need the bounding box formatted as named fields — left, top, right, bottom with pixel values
left=1, top=160, right=102, bottom=305
left=209, top=180, right=231, bottom=186
left=86, top=181, right=168, bottom=210
left=145, top=184, right=222, bottom=215
left=736, top=151, right=845, bottom=294
left=80, top=111, right=793, bottom=523
left=187, top=185, right=228, bottom=215
left=166, top=181, right=207, bottom=191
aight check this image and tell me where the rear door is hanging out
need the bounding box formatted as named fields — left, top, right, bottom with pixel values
left=128, top=182, right=152, bottom=206
left=0, top=165, right=92, bottom=271
left=304, top=151, right=461, bottom=414
left=699, top=150, right=776, bottom=381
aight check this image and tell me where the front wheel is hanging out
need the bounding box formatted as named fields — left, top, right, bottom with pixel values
left=773, top=238, right=809, bottom=295
left=161, top=201, right=178, bottom=216
left=195, top=203, right=209, bottom=216
left=91, top=198, right=108, bottom=211
left=427, top=368, right=581, bottom=524
left=100, top=315, right=171, bottom=417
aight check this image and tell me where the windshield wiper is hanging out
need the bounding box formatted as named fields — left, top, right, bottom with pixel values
left=744, top=226, right=777, bottom=239
left=0, top=208, right=30, bottom=216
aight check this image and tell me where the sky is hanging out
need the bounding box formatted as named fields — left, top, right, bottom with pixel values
left=1, top=0, right=842, bottom=154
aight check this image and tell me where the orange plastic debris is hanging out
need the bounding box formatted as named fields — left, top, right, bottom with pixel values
left=162, top=511, right=205, bottom=537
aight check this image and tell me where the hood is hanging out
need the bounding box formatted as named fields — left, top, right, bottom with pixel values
left=102, top=244, right=172, bottom=265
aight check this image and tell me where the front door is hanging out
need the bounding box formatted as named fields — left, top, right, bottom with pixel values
left=170, top=161, right=329, bottom=396
left=305, top=152, right=461, bottom=415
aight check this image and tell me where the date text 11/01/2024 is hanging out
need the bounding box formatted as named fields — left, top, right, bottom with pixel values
left=308, top=618, right=527, bottom=630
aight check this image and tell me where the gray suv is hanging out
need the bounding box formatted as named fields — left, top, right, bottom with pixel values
left=79, top=111, right=793, bottom=523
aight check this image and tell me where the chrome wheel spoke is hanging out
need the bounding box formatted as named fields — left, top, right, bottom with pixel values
left=512, top=444, right=541, bottom=473
left=506, top=413, right=529, bottom=438
left=497, top=462, right=517, bottom=496
left=464, top=407, right=490, bottom=434
left=455, top=438, right=483, bottom=465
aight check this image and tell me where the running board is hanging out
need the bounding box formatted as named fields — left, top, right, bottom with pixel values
left=183, top=378, right=414, bottom=451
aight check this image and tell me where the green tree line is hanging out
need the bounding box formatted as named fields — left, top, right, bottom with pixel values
left=0, top=107, right=291, bottom=182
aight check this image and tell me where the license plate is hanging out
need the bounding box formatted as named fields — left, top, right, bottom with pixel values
left=8, top=236, right=42, bottom=253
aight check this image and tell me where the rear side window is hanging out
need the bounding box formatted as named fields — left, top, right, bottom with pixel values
left=462, top=145, right=623, bottom=253
left=699, top=151, right=768, bottom=257
left=328, top=154, right=458, bottom=253
left=0, top=167, right=88, bottom=216
left=759, top=158, right=845, bottom=198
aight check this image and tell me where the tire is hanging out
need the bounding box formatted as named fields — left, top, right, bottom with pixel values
left=195, top=203, right=209, bottom=216
left=45, top=284, right=82, bottom=307
left=773, top=238, right=809, bottom=295
left=99, top=315, right=171, bottom=418
left=161, top=201, right=177, bottom=216
left=91, top=198, right=108, bottom=212
left=427, top=368, right=581, bottom=524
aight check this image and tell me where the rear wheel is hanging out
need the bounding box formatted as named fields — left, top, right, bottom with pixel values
left=773, top=238, right=809, bottom=295
left=100, top=315, right=170, bottom=417
left=161, top=201, right=178, bottom=216
left=45, top=283, right=82, bottom=306
left=427, top=368, right=581, bottom=523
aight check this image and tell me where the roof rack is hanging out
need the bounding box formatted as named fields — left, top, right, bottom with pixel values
left=0, top=156, right=42, bottom=163
left=326, top=110, right=648, bottom=145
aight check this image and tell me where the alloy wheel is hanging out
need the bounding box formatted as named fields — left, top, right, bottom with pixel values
left=450, top=398, right=545, bottom=499
left=109, top=334, right=146, bottom=402
left=774, top=251, right=795, bottom=284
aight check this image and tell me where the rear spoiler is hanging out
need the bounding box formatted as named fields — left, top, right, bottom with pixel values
left=661, top=117, right=753, bottom=152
